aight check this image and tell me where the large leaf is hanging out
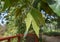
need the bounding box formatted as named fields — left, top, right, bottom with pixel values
left=30, top=7, right=45, bottom=26
left=49, top=1, right=60, bottom=16
left=24, top=13, right=32, bottom=37
left=32, top=19, right=39, bottom=37
left=24, top=12, right=40, bottom=38
left=29, top=7, right=45, bottom=37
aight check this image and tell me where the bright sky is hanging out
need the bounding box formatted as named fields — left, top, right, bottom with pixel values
left=0, top=12, right=8, bottom=26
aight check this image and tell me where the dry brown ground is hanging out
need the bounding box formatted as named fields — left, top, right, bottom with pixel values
left=42, top=35, right=60, bottom=42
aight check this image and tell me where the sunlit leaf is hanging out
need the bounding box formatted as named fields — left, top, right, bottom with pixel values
left=24, top=12, right=40, bottom=37
left=24, top=13, right=32, bottom=37
left=32, top=18, right=39, bottom=37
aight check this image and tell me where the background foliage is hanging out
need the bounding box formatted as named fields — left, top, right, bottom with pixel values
left=0, top=0, right=60, bottom=39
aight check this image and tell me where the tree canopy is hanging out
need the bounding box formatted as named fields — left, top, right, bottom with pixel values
left=0, top=0, right=60, bottom=38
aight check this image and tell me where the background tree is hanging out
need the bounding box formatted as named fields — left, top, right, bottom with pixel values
left=0, top=0, right=60, bottom=42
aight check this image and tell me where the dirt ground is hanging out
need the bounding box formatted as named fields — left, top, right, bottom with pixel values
left=42, top=35, right=60, bottom=42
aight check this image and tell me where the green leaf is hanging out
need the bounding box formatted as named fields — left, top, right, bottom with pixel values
left=30, top=7, right=45, bottom=26
left=24, top=12, right=40, bottom=37
left=50, top=4, right=60, bottom=16
left=24, top=13, right=32, bottom=37
left=32, top=19, right=39, bottom=37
